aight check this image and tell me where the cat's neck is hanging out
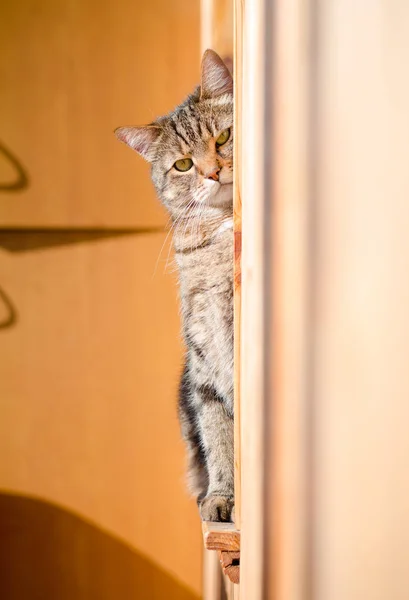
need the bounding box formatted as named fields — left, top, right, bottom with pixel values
left=172, top=208, right=233, bottom=254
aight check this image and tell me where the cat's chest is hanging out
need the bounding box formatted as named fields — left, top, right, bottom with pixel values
left=179, top=231, right=233, bottom=296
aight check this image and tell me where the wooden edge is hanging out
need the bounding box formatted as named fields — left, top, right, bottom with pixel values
left=202, top=521, right=241, bottom=552
left=219, top=551, right=240, bottom=584
left=233, top=0, right=243, bottom=531
left=203, top=549, right=224, bottom=600
left=219, top=550, right=240, bottom=569
left=218, top=550, right=240, bottom=583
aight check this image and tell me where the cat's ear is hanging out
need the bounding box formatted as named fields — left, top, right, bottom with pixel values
left=114, top=125, right=160, bottom=162
left=200, top=49, right=233, bottom=99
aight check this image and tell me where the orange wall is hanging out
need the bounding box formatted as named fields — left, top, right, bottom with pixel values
left=0, top=0, right=199, bottom=228
left=0, top=1, right=202, bottom=598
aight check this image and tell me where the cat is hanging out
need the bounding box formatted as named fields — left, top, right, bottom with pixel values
left=115, top=50, right=234, bottom=522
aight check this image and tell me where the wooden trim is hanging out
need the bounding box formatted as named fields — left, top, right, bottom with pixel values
left=202, top=522, right=241, bottom=552
left=202, top=521, right=240, bottom=598
left=238, top=0, right=313, bottom=597
left=202, top=522, right=241, bottom=587
left=266, top=1, right=312, bottom=598
left=238, top=0, right=268, bottom=597
left=233, top=0, right=243, bottom=531
left=203, top=550, right=225, bottom=600
left=219, top=551, right=240, bottom=584
left=201, top=0, right=234, bottom=59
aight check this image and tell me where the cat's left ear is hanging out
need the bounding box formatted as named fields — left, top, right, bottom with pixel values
left=200, top=49, right=233, bottom=99
left=114, top=125, right=161, bottom=162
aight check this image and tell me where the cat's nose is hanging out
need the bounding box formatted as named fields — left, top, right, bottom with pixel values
left=205, top=167, right=220, bottom=181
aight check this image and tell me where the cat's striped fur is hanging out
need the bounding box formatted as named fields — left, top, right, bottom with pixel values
left=115, top=50, right=234, bottom=522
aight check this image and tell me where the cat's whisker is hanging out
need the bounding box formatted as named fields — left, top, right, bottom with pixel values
left=152, top=197, right=197, bottom=279
left=163, top=196, right=203, bottom=273
left=152, top=218, right=179, bottom=280
left=164, top=200, right=198, bottom=273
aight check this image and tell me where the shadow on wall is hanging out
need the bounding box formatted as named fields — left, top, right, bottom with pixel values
left=0, top=142, right=29, bottom=191
left=0, top=492, right=200, bottom=600
left=0, top=286, right=17, bottom=329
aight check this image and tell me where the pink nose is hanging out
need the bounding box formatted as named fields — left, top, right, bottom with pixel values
left=205, top=167, right=220, bottom=181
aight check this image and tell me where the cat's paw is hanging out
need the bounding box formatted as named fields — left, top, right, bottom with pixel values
left=200, top=494, right=234, bottom=522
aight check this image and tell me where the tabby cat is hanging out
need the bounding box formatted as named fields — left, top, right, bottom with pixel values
left=115, top=50, right=234, bottom=522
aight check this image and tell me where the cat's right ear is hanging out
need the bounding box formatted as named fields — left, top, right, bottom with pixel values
left=200, top=49, right=233, bottom=99
left=114, top=125, right=160, bottom=162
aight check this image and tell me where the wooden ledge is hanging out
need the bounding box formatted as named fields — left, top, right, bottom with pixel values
left=202, top=521, right=241, bottom=551
left=202, top=521, right=241, bottom=583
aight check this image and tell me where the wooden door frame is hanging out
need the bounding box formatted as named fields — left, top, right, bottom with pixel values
left=201, top=1, right=313, bottom=597
left=238, top=0, right=313, bottom=598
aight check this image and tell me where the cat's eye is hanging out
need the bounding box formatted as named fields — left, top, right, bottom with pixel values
left=174, top=158, right=193, bottom=172
left=216, top=128, right=231, bottom=147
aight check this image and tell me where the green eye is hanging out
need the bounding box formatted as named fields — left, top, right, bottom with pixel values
left=216, top=128, right=230, bottom=147
left=174, top=158, right=193, bottom=172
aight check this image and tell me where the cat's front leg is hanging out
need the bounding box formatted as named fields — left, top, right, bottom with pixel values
left=194, top=386, right=234, bottom=522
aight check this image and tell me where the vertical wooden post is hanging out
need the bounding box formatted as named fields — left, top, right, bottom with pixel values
left=203, top=551, right=225, bottom=600
left=239, top=0, right=268, bottom=596
left=239, top=0, right=312, bottom=598
left=233, top=0, right=243, bottom=532
left=266, top=0, right=312, bottom=598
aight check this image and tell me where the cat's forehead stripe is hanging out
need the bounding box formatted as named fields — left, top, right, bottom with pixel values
left=169, top=111, right=213, bottom=150
left=169, top=119, right=190, bottom=147
left=182, top=105, right=205, bottom=140
left=179, top=119, right=197, bottom=145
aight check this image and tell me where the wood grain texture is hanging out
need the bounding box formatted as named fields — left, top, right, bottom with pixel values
left=202, top=522, right=241, bottom=552
left=0, top=0, right=199, bottom=227
left=218, top=551, right=240, bottom=584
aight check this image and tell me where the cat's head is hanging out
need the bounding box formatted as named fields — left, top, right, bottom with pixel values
left=115, top=50, right=233, bottom=221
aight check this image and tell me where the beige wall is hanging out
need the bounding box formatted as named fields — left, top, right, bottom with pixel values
left=0, top=1, right=202, bottom=598
left=313, top=2, right=409, bottom=598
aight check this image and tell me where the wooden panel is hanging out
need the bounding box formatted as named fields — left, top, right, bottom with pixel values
left=0, top=232, right=201, bottom=596
left=238, top=0, right=311, bottom=597
left=203, top=522, right=241, bottom=552
left=203, top=550, right=225, bottom=600
left=239, top=0, right=409, bottom=598
left=201, top=0, right=233, bottom=59
left=265, top=0, right=312, bottom=599
left=312, top=2, right=409, bottom=599
left=219, top=551, right=240, bottom=583
left=0, top=0, right=199, bottom=228
left=239, top=0, right=268, bottom=598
